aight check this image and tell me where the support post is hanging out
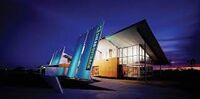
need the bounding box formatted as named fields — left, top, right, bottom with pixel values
left=144, top=43, right=147, bottom=82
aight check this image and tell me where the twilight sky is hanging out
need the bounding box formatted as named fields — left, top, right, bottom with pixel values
left=0, top=0, right=200, bottom=68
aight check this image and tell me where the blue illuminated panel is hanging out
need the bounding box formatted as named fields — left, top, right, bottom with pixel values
left=50, top=49, right=63, bottom=65
left=75, top=21, right=104, bottom=80
left=50, top=51, right=57, bottom=65
left=66, top=33, right=87, bottom=78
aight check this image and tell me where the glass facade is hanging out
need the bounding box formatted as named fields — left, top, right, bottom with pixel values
left=118, top=45, right=151, bottom=65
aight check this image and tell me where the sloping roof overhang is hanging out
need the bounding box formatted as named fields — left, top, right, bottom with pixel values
left=105, top=20, right=169, bottom=65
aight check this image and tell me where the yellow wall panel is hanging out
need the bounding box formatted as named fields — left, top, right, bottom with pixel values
left=93, top=57, right=119, bottom=78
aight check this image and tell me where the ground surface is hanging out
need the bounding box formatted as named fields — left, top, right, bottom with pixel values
left=0, top=77, right=196, bottom=99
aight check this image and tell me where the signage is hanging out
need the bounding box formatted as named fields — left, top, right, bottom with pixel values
left=75, top=21, right=104, bottom=80
left=86, top=25, right=103, bottom=70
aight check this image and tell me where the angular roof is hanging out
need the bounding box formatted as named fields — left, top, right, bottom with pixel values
left=105, top=20, right=169, bottom=65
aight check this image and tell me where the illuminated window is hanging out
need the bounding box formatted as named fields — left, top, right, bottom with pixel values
left=128, top=56, right=133, bottom=64
left=128, top=47, right=132, bottom=56
left=123, top=57, right=128, bottom=64
left=118, top=45, right=152, bottom=65
left=133, top=46, right=138, bottom=56
left=109, top=49, right=112, bottom=58
left=123, top=48, right=128, bottom=57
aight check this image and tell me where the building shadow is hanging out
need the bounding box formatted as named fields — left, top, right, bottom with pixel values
left=59, top=76, right=115, bottom=91
left=0, top=70, right=51, bottom=89
left=0, top=70, right=114, bottom=91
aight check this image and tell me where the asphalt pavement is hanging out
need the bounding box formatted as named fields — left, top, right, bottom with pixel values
left=1, top=77, right=195, bottom=99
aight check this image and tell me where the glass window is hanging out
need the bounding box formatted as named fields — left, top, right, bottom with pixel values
left=133, top=45, right=139, bottom=56
left=119, top=57, right=123, bottom=64
left=133, top=56, right=139, bottom=64
left=119, top=48, right=123, bottom=57
left=133, top=46, right=137, bottom=56
left=128, top=56, right=132, bottom=64
left=123, top=48, right=128, bottom=57
left=140, top=46, right=144, bottom=56
left=109, top=49, right=112, bottom=58
left=128, top=47, right=132, bottom=56
left=118, top=45, right=143, bottom=65
left=123, top=57, right=128, bottom=64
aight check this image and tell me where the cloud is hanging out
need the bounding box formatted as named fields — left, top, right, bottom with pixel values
left=159, top=27, right=200, bottom=64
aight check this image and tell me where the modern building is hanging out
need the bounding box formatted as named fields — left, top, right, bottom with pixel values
left=41, top=20, right=169, bottom=79
left=40, top=20, right=168, bottom=93
left=92, top=20, right=169, bottom=78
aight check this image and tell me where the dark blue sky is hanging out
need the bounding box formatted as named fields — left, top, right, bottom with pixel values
left=0, top=0, right=200, bottom=68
